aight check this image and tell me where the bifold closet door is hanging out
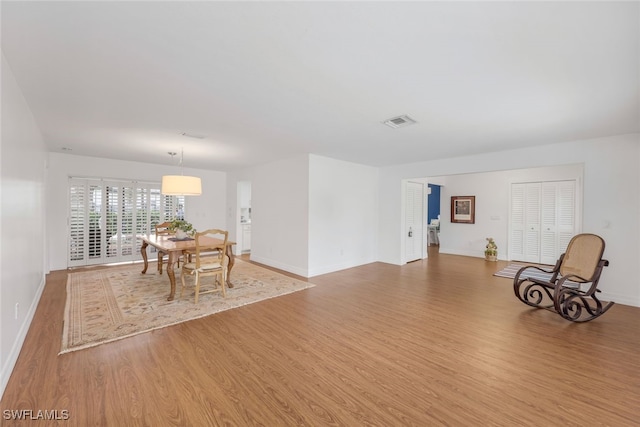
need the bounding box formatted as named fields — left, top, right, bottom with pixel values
left=509, top=180, right=576, bottom=264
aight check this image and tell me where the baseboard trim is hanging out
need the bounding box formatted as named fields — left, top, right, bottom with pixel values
left=247, top=255, right=309, bottom=278
left=0, top=274, right=46, bottom=401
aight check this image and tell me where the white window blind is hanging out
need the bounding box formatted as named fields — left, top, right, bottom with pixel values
left=68, top=178, right=185, bottom=267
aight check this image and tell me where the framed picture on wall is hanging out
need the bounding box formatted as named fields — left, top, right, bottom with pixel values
left=451, top=196, right=475, bottom=224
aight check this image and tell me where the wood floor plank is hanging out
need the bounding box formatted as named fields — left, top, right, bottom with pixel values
left=1, top=249, right=639, bottom=426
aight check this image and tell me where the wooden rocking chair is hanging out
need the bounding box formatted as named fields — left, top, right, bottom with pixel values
left=513, top=233, right=613, bottom=322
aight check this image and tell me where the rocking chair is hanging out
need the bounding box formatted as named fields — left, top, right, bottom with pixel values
left=513, top=233, right=613, bottom=322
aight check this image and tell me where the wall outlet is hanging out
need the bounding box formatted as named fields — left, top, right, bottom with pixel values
left=15, top=303, right=19, bottom=320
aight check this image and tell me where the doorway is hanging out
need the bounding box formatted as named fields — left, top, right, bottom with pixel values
left=237, top=181, right=252, bottom=254
left=427, top=184, right=441, bottom=247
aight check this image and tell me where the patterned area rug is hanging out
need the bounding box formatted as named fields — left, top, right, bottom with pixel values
left=61, top=259, right=315, bottom=354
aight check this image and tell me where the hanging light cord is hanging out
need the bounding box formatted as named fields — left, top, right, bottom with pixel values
left=168, top=150, right=185, bottom=175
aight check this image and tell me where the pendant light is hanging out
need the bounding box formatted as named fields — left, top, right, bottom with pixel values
left=161, top=149, right=202, bottom=196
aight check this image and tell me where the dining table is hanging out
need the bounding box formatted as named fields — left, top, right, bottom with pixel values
left=138, top=234, right=236, bottom=301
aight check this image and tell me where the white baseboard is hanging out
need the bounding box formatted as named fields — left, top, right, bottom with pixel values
left=0, top=274, right=46, bottom=401
left=247, top=255, right=309, bottom=278
left=307, top=257, right=375, bottom=277
left=248, top=255, right=375, bottom=279
left=439, top=248, right=487, bottom=259
left=599, top=291, right=640, bottom=308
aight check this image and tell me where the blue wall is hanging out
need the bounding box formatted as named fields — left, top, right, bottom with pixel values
left=427, top=184, right=441, bottom=224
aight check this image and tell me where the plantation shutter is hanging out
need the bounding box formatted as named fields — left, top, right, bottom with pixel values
left=68, top=178, right=185, bottom=267
left=104, top=184, right=120, bottom=262
left=163, top=195, right=184, bottom=221
left=69, top=182, right=87, bottom=264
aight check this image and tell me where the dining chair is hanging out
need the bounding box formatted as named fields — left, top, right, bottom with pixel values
left=155, top=221, right=180, bottom=274
left=180, top=229, right=229, bottom=303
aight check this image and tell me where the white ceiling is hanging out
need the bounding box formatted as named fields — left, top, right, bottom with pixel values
left=2, top=1, right=638, bottom=171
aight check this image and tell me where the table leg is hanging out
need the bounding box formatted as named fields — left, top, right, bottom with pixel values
left=141, top=240, right=149, bottom=274
left=226, top=245, right=235, bottom=288
left=166, top=251, right=180, bottom=301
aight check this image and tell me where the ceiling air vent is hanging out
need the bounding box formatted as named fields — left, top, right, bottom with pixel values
left=180, top=132, right=206, bottom=139
left=383, top=115, right=417, bottom=129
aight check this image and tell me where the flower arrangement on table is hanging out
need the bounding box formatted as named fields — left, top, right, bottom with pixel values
left=169, top=219, right=195, bottom=239
left=485, top=237, right=498, bottom=261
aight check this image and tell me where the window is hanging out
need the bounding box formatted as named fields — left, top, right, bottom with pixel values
left=68, top=178, right=185, bottom=267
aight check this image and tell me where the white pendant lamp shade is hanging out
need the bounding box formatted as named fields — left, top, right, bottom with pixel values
left=162, top=148, right=202, bottom=196
left=161, top=175, right=202, bottom=196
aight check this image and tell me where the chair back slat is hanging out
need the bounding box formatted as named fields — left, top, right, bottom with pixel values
left=559, top=233, right=605, bottom=282
left=181, top=228, right=229, bottom=303
left=155, top=221, right=173, bottom=236
left=195, top=229, right=228, bottom=269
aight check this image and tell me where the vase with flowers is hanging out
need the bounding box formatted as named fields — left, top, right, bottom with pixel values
left=169, top=219, right=195, bottom=240
left=485, top=237, right=498, bottom=261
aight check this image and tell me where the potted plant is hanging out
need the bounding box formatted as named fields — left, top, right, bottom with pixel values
left=485, top=237, right=498, bottom=261
left=169, top=219, right=195, bottom=239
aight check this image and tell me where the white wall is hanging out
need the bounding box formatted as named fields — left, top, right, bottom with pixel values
left=231, top=155, right=311, bottom=277
left=435, top=164, right=583, bottom=259
left=227, top=154, right=379, bottom=278
left=47, top=153, right=227, bottom=271
left=379, top=134, right=640, bottom=306
left=1, top=53, right=48, bottom=399
left=308, top=155, right=378, bottom=276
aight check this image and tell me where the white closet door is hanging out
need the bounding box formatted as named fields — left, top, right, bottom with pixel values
left=510, top=179, right=577, bottom=264
left=540, top=182, right=558, bottom=265
left=524, top=183, right=541, bottom=263
left=556, top=180, right=577, bottom=255
left=509, top=183, right=526, bottom=260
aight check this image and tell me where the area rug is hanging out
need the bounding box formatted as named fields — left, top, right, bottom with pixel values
left=61, top=259, right=315, bottom=354
left=494, top=263, right=565, bottom=282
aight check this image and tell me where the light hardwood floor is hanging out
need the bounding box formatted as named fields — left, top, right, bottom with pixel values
left=2, top=248, right=639, bottom=426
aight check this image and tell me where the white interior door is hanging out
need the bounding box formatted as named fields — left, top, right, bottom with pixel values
left=405, top=181, right=424, bottom=262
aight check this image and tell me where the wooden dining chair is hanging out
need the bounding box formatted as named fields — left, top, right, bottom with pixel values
left=180, top=229, right=229, bottom=303
left=155, top=221, right=180, bottom=274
